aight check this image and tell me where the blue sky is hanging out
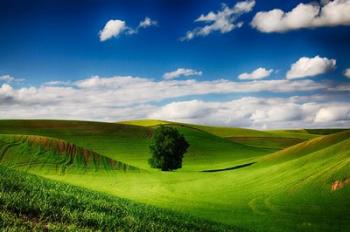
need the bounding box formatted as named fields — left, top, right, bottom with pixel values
left=0, top=0, right=350, bottom=128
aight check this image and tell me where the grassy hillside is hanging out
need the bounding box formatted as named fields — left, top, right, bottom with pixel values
left=0, top=134, right=136, bottom=173
left=260, top=130, right=350, bottom=164
left=118, top=119, right=320, bottom=139
left=119, top=119, right=171, bottom=127
left=0, top=120, right=152, bottom=169
left=1, top=119, right=350, bottom=232
left=225, top=137, right=304, bottom=150
left=0, top=120, right=272, bottom=171
left=118, top=119, right=320, bottom=150
left=43, top=131, right=350, bottom=232
left=0, top=166, right=239, bottom=232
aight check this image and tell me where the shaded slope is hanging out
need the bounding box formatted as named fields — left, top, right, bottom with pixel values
left=305, top=128, right=350, bottom=135
left=0, top=134, right=137, bottom=173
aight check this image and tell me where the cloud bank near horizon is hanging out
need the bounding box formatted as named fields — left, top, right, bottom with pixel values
left=0, top=74, right=349, bottom=129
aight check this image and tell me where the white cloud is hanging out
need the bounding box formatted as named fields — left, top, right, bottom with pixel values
left=163, top=68, right=203, bottom=80
left=0, top=76, right=328, bottom=109
left=344, top=68, right=350, bottom=78
left=43, top=80, right=71, bottom=86
left=251, top=0, right=350, bottom=33
left=0, top=75, right=14, bottom=82
left=314, top=106, right=350, bottom=123
left=0, top=74, right=24, bottom=83
left=99, top=17, right=157, bottom=41
left=99, top=19, right=127, bottom=41
left=0, top=83, right=13, bottom=95
left=181, top=0, right=255, bottom=41
left=238, top=67, right=273, bottom=80
left=139, top=17, right=157, bottom=28
left=1, top=75, right=348, bottom=128
left=150, top=100, right=212, bottom=120
left=150, top=97, right=350, bottom=129
left=286, top=56, right=336, bottom=79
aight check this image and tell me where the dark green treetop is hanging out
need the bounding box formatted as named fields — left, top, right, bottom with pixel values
left=149, top=126, right=189, bottom=171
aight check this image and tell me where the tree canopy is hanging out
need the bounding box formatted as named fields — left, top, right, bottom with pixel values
left=149, top=126, right=189, bottom=171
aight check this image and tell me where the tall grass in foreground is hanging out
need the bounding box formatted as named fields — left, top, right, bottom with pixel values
left=0, top=166, right=241, bottom=232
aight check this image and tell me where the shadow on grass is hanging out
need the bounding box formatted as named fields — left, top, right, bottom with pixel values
left=201, top=162, right=256, bottom=173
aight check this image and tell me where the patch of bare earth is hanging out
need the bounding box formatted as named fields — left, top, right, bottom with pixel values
left=331, top=177, right=350, bottom=191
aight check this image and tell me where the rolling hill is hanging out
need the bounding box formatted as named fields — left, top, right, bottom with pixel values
left=0, top=119, right=349, bottom=232
left=0, top=120, right=273, bottom=171
left=0, top=134, right=137, bottom=173
left=118, top=119, right=320, bottom=150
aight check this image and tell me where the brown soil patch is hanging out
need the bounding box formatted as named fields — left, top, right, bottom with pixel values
left=331, top=177, right=350, bottom=191
left=10, top=135, right=138, bottom=171
left=15, top=135, right=98, bottom=163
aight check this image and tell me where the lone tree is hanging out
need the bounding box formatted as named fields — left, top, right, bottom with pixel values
left=149, top=126, right=189, bottom=171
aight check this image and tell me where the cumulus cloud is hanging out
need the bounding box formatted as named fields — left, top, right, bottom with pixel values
left=286, top=56, right=336, bottom=79
left=251, top=0, right=350, bottom=33
left=181, top=0, right=255, bottom=41
left=99, top=17, right=157, bottom=41
left=238, top=67, right=273, bottom=80
left=0, top=83, right=13, bottom=95
left=163, top=68, right=203, bottom=80
left=99, top=19, right=127, bottom=41
left=344, top=68, right=350, bottom=78
left=314, top=106, right=350, bottom=123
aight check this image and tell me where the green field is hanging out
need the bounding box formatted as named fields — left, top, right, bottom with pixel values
left=0, top=119, right=349, bottom=232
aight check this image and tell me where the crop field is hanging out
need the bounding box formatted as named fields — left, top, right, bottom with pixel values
left=0, top=166, right=237, bottom=232
left=0, top=119, right=350, bottom=232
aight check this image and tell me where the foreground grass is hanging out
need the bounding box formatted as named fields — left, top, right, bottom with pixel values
left=0, top=166, right=241, bottom=232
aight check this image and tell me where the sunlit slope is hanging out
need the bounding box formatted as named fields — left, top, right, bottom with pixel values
left=0, top=166, right=237, bottom=232
left=119, top=119, right=171, bottom=127
left=1, top=119, right=349, bottom=231
left=0, top=120, right=152, bottom=168
left=174, top=125, right=272, bottom=170
left=44, top=131, right=350, bottom=232
left=119, top=119, right=318, bottom=150
left=119, top=119, right=318, bottom=138
left=272, top=128, right=350, bottom=135
left=0, top=134, right=137, bottom=173
left=260, top=130, right=350, bottom=164
left=0, top=120, right=271, bottom=170
left=119, top=119, right=273, bottom=137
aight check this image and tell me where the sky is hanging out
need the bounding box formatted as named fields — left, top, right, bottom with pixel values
left=0, top=0, right=350, bottom=129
